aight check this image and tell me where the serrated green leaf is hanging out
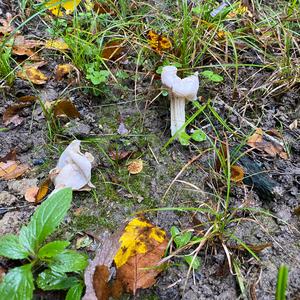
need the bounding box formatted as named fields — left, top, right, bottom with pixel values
left=0, top=264, right=34, bottom=300
left=66, top=282, right=84, bottom=300
left=0, top=234, right=29, bottom=259
left=49, top=250, right=88, bottom=273
left=38, top=241, right=70, bottom=259
left=184, top=255, right=201, bottom=270
left=174, top=231, right=192, bottom=248
left=19, top=188, right=72, bottom=254
left=37, top=269, right=78, bottom=291
left=191, top=129, right=206, bottom=142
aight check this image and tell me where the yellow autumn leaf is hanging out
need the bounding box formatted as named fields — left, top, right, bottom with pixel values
left=45, top=39, right=69, bottom=51
left=45, top=0, right=81, bottom=16
left=114, top=217, right=166, bottom=268
left=17, top=67, right=48, bottom=85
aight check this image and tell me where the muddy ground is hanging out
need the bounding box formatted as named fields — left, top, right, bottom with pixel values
left=0, top=1, right=300, bottom=299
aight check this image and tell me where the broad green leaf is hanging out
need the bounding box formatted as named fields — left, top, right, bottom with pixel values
left=49, top=250, right=88, bottom=273
left=191, top=129, right=206, bottom=142
left=201, top=70, right=223, bottom=83
left=0, top=264, right=34, bottom=300
left=184, top=255, right=201, bottom=270
left=0, top=234, right=29, bottom=259
left=66, top=282, right=84, bottom=300
left=19, top=188, right=72, bottom=254
left=174, top=231, right=192, bottom=248
left=178, top=131, right=191, bottom=146
left=38, top=241, right=70, bottom=259
left=170, top=226, right=180, bottom=238
left=37, top=269, right=78, bottom=291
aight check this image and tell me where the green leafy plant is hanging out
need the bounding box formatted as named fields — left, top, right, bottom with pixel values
left=0, top=188, right=87, bottom=300
left=170, top=226, right=201, bottom=270
left=201, top=70, right=224, bottom=83
left=276, top=264, right=289, bottom=300
left=86, top=64, right=110, bottom=85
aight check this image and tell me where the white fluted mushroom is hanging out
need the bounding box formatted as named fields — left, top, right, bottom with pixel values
left=161, top=66, right=199, bottom=136
left=49, top=140, right=95, bottom=192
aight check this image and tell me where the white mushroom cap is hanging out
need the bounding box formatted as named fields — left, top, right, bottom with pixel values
left=161, top=66, right=199, bottom=101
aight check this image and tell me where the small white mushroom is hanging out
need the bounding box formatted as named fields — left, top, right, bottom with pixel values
left=49, top=140, right=95, bottom=192
left=161, top=66, right=199, bottom=136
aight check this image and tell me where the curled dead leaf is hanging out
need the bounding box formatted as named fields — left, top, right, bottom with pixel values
left=55, top=64, right=75, bottom=81
left=93, top=2, right=116, bottom=15
left=230, top=165, right=244, bottom=182
left=17, top=95, right=37, bottom=103
left=3, top=103, right=32, bottom=126
left=127, top=159, right=143, bottom=174
left=0, top=149, right=17, bottom=163
left=0, top=160, right=29, bottom=180
left=247, top=128, right=288, bottom=159
left=109, top=150, right=131, bottom=161
left=16, top=66, right=48, bottom=84
left=102, top=40, right=125, bottom=61
left=0, top=13, right=14, bottom=36
left=52, top=99, right=81, bottom=119
left=24, top=186, right=39, bottom=202
left=35, top=177, right=51, bottom=203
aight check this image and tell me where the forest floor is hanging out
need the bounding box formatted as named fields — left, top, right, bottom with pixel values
left=0, top=0, right=299, bottom=299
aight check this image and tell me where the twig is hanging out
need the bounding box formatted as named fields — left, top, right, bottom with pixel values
left=215, top=96, right=284, bottom=146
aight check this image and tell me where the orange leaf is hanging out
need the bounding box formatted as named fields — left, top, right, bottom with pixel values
left=35, top=178, right=51, bottom=203
left=116, top=237, right=168, bottom=294
left=55, top=64, right=75, bottom=81
left=230, top=165, right=244, bottom=182
left=147, top=30, right=172, bottom=54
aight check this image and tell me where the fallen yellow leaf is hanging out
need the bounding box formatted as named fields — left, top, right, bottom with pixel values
left=17, top=66, right=48, bottom=84
left=114, top=217, right=166, bottom=268
left=45, top=39, right=69, bottom=51
left=45, top=0, right=81, bottom=16
left=55, top=64, right=74, bottom=80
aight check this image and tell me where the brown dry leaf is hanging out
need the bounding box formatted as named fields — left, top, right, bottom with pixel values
left=0, top=13, right=14, bottom=36
left=0, top=149, right=17, bottom=163
left=83, top=231, right=123, bottom=300
left=102, top=40, right=124, bottom=61
left=93, top=2, right=116, bottom=15
left=0, top=160, right=29, bottom=180
left=16, top=66, right=48, bottom=84
left=293, top=206, right=300, bottom=216
left=247, top=128, right=288, bottom=159
left=109, top=150, right=131, bottom=161
left=3, top=103, right=32, bottom=126
left=116, top=239, right=167, bottom=294
left=24, top=186, right=39, bottom=202
left=230, top=165, right=244, bottom=182
left=52, top=99, right=81, bottom=119
left=55, top=64, right=74, bottom=81
left=44, top=39, right=69, bottom=51
left=17, top=95, right=37, bottom=103
left=12, top=36, right=44, bottom=60
left=229, top=242, right=272, bottom=253
left=127, top=159, right=143, bottom=174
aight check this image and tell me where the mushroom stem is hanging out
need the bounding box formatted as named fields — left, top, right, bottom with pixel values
left=170, top=91, right=185, bottom=136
